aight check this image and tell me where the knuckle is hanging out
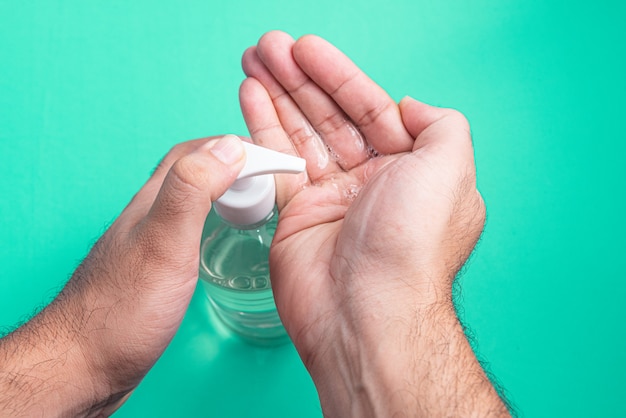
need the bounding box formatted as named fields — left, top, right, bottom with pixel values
left=249, top=120, right=284, bottom=139
left=152, top=142, right=193, bottom=176
left=444, top=108, right=471, bottom=133
left=286, top=78, right=308, bottom=96
left=163, top=142, right=188, bottom=163
left=318, top=111, right=349, bottom=135
left=328, top=69, right=358, bottom=97
left=355, top=99, right=394, bottom=129
left=288, top=124, right=319, bottom=147
left=169, top=155, right=207, bottom=194
left=153, top=156, right=207, bottom=218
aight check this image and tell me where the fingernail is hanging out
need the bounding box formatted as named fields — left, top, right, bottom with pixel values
left=209, top=134, right=244, bottom=164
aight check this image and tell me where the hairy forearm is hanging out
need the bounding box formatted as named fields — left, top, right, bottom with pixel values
left=0, top=300, right=105, bottom=417
left=308, top=297, right=509, bottom=417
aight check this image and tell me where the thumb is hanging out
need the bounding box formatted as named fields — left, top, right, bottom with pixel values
left=143, top=134, right=246, bottom=247
left=398, top=96, right=452, bottom=139
left=399, top=96, right=471, bottom=153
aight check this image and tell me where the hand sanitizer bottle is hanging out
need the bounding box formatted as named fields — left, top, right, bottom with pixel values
left=199, top=136, right=306, bottom=345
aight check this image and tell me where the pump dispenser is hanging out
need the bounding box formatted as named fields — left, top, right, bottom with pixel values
left=199, top=136, right=306, bottom=345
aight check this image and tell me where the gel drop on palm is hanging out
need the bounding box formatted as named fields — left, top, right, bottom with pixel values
left=199, top=136, right=306, bottom=345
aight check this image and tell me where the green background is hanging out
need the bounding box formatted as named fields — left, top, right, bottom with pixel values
left=1, top=0, right=625, bottom=416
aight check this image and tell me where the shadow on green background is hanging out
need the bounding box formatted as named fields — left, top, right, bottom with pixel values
left=1, top=1, right=625, bottom=416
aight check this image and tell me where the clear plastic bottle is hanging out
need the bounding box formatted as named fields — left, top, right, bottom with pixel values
left=198, top=137, right=305, bottom=345
left=199, top=208, right=286, bottom=345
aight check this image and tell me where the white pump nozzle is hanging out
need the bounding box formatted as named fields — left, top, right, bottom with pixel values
left=214, top=136, right=306, bottom=226
left=237, top=141, right=305, bottom=179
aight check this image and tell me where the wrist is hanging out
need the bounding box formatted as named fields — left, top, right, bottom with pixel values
left=304, top=275, right=507, bottom=416
left=60, top=284, right=143, bottom=417
left=0, top=300, right=104, bottom=417
left=305, top=285, right=457, bottom=417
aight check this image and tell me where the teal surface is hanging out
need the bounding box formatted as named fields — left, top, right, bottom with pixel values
left=1, top=1, right=625, bottom=416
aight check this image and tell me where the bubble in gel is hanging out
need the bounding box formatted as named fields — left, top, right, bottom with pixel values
left=366, top=144, right=381, bottom=158
left=231, top=276, right=252, bottom=289
left=326, top=143, right=346, bottom=167
left=253, top=276, right=268, bottom=289
left=344, top=184, right=362, bottom=202
left=211, top=278, right=227, bottom=286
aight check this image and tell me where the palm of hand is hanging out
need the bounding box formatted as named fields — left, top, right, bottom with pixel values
left=238, top=31, right=416, bottom=354
left=270, top=152, right=404, bottom=349
left=240, top=32, right=484, bottom=360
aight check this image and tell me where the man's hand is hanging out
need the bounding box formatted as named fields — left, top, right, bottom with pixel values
left=0, top=135, right=246, bottom=417
left=240, top=31, right=509, bottom=416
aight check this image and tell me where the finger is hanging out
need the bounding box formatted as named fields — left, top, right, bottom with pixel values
left=255, top=31, right=369, bottom=170
left=120, top=137, right=221, bottom=226
left=140, top=135, right=246, bottom=252
left=399, top=96, right=476, bottom=195
left=242, top=45, right=341, bottom=179
left=239, top=76, right=310, bottom=209
left=398, top=96, right=459, bottom=140
left=293, top=34, right=414, bottom=155
left=399, top=96, right=472, bottom=154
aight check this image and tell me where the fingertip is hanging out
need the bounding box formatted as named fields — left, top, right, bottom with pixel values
left=203, top=134, right=246, bottom=166
left=294, top=33, right=315, bottom=44
left=398, top=96, right=424, bottom=133
left=258, top=29, right=290, bottom=42
left=258, top=30, right=295, bottom=50
left=294, top=33, right=323, bottom=48
left=239, top=76, right=260, bottom=98
left=293, top=33, right=335, bottom=62
left=399, top=97, right=449, bottom=139
left=241, top=46, right=259, bottom=76
left=257, top=31, right=293, bottom=62
left=399, top=95, right=417, bottom=108
left=239, top=76, right=273, bottom=124
left=292, top=34, right=314, bottom=61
